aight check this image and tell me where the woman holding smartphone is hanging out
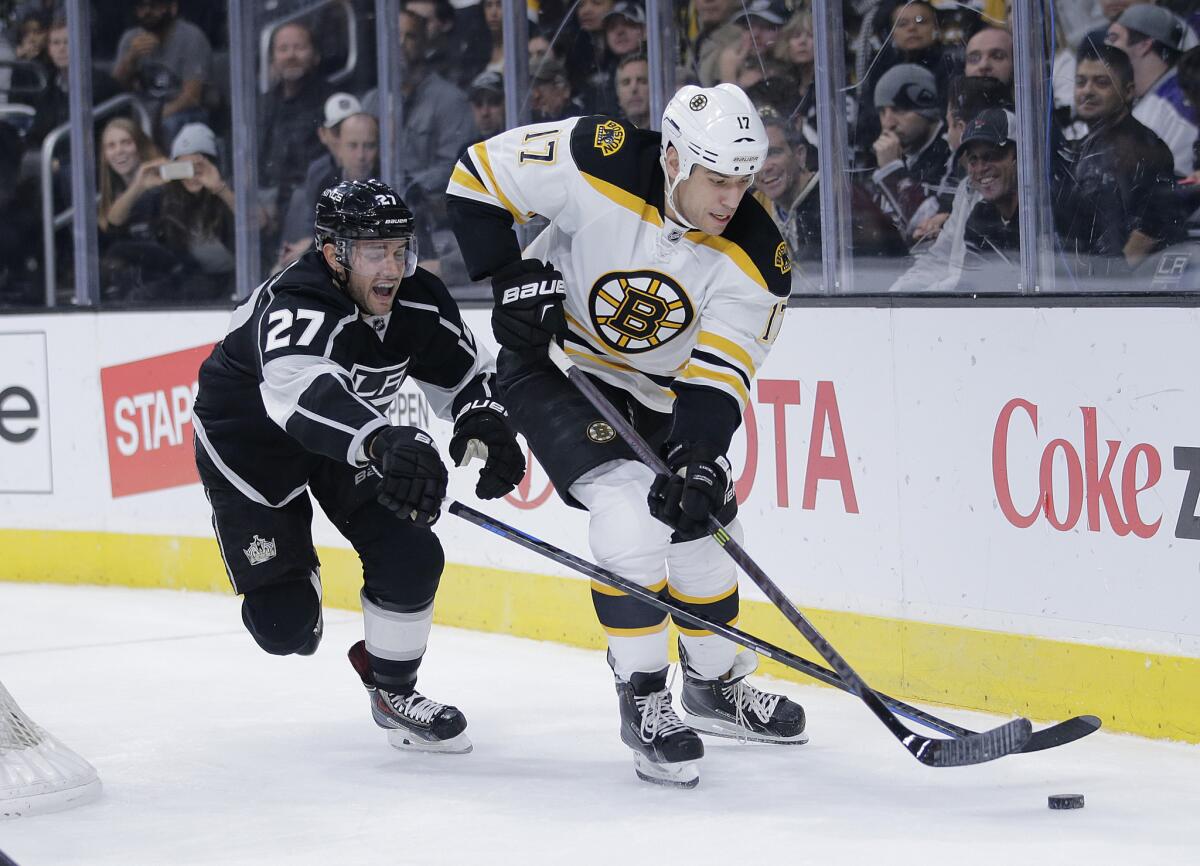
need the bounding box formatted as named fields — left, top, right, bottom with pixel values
left=147, top=122, right=237, bottom=300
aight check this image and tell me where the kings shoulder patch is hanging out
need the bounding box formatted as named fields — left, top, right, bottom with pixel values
left=593, top=120, right=626, bottom=157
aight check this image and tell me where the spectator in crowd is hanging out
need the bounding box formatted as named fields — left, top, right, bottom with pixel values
left=481, top=0, right=505, bottom=76
left=468, top=70, right=505, bottom=143
left=701, top=0, right=785, bottom=87
left=605, top=2, right=645, bottom=60
left=688, top=0, right=739, bottom=80
left=97, top=116, right=165, bottom=235
left=562, top=0, right=614, bottom=108
left=27, top=17, right=118, bottom=146
left=773, top=10, right=815, bottom=130
left=614, top=52, right=650, bottom=128
left=1107, top=2, right=1198, bottom=175
left=102, top=122, right=234, bottom=302
left=530, top=57, right=586, bottom=122
left=0, top=117, right=41, bottom=306
left=869, top=63, right=951, bottom=244
left=1176, top=46, right=1200, bottom=183
left=404, top=0, right=475, bottom=86
left=112, top=0, right=213, bottom=145
left=258, top=21, right=333, bottom=238
left=364, top=10, right=475, bottom=217
left=12, top=9, right=48, bottom=62
left=529, top=28, right=554, bottom=68
left=1058, top=42, right=1182, bottom=277
left=853, top=1, right=960, bottom=164
left=755, top=110, right=906, bottom=291
left=963, top=24, right=1013, bottom=87
left=891, top=108, right=1020, bottom=292
left=590, top=1, right=645, bottom=113
left=275, top=96, right=378, bottom=270
left=148, top=122, right=235, bottom=299
left=1082, top=0, right=1150, bottom=54
left=912, top=74, right=1011, bottom=244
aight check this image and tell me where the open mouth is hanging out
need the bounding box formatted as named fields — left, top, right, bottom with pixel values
left=371, top=281, right=397, bottom=299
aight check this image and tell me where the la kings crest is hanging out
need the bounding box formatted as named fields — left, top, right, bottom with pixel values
left=588, top=270, right=694, bottom=354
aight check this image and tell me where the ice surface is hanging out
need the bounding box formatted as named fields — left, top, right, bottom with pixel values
left=1, top=583, right=1196, bottom=866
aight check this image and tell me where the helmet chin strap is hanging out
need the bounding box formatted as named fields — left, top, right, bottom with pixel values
left=660, top=152, right=701, bottom=232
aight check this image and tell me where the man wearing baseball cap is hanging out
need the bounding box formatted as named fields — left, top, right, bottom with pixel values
left=467, top=71, right=505, bottom=142
left=954, top=108, right=1021, bottom=276
left=870, top=63, right=951, bottom=243
left=1107, top=3, right=1198, bottom=174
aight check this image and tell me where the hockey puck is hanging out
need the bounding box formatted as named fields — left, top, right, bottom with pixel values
left=1048, top=794, right=1085, bottom=810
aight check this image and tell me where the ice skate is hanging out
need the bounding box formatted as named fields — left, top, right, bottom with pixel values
left=614, top=663, right=704, bottom=788
left=680, top=645, right=808, bottom=745
left=347, top=640, right=472, bottom=754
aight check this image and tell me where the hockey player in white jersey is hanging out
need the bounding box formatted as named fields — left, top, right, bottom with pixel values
left=193, top=179, right=525, bottom=755
left=447, top=83, right=805, bottom=788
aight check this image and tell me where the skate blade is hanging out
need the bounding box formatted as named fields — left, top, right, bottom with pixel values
left=386, top=729, right=473, bottom=754
left=631, top=753, right=699, bottom=789
left=683, top=713, right=810, bottom=745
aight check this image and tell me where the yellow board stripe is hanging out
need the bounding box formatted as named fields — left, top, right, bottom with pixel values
left=581, top=171, right=663, bottom=227
left=698, top=331, right=755, bottom=378
left=603, top=619, right=669, bottom=638
left=667, top=583, right=738, bottom=605
left=676, top=615, right=739, bottom=638
left=449, top=164, right=489, bottom=198
left=591, top=577, right=667, bottom=597
left=691, top=234, right=768, bottom=292
left=679, top=364, right=749, bottom=406
left=3, top=528, right=1198, bottom=743
left=470, top=143, right=528, bottom=224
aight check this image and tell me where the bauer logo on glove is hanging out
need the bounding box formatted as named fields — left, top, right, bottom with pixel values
left=499, top=277, right=565, bottom=306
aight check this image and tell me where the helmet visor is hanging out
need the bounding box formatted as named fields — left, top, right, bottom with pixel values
left=348, top=236, right=419, bottom=279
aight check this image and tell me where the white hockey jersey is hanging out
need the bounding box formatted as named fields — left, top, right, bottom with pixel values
left=447, top=115, right=791, bottom=450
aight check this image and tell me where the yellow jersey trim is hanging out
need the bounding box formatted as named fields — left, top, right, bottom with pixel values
left=697, top=331, right=756, bottom=378
left=581, top=171, right=663, bottom=227
left=471, top=143, right=528, bottom=224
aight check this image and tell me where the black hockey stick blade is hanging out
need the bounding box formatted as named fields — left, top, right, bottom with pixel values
left=907, top=717, right=1033, bottom=767
left=1021, top=715, right=1102, bottom=752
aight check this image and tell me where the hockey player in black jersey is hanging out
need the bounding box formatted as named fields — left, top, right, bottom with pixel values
left=193, top=179, right=524, bottom=754
left=447, top=84, right=805, bottom=787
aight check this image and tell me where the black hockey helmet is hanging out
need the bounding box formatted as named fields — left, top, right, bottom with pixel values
left=314, top=178, right=418, bottom=277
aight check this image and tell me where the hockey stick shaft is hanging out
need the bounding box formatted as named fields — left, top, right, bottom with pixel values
left=545, top=343, right=1032, bottom=766
left=451, top=499, right=1100, bottom=752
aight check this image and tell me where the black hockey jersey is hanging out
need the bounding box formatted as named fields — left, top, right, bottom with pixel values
left=193, top=250, right=495, bottom=506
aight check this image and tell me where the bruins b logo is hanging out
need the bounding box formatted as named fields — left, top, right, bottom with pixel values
left=589, top=270, right=693, bottom=353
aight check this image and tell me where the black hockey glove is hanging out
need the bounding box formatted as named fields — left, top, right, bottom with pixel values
left=448, top=400, right=526, bottom=500
left=368, top=426, right=448, bottom=525
left=490, top=259, right=566, bottom=352
left=647, top=441, right=733, bottom=536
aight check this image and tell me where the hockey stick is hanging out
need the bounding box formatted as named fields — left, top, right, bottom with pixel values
left=450, top=500, right=1099, bottom=753
left=545, top=342, right=1032, bottom=767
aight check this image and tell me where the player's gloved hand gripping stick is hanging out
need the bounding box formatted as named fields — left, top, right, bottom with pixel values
left=545, top=342, right=1034, bottom=767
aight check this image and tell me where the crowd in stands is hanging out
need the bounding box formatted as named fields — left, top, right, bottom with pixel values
left=3, top=0, right=1200, bottom=308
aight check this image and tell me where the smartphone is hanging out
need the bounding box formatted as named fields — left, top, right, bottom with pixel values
left=159, top=161, right=195, bottom=181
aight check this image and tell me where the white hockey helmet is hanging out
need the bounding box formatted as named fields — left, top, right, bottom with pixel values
left=660, top=83, right=767, bottom=229
left=661, top=83, right=768, bottom=179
